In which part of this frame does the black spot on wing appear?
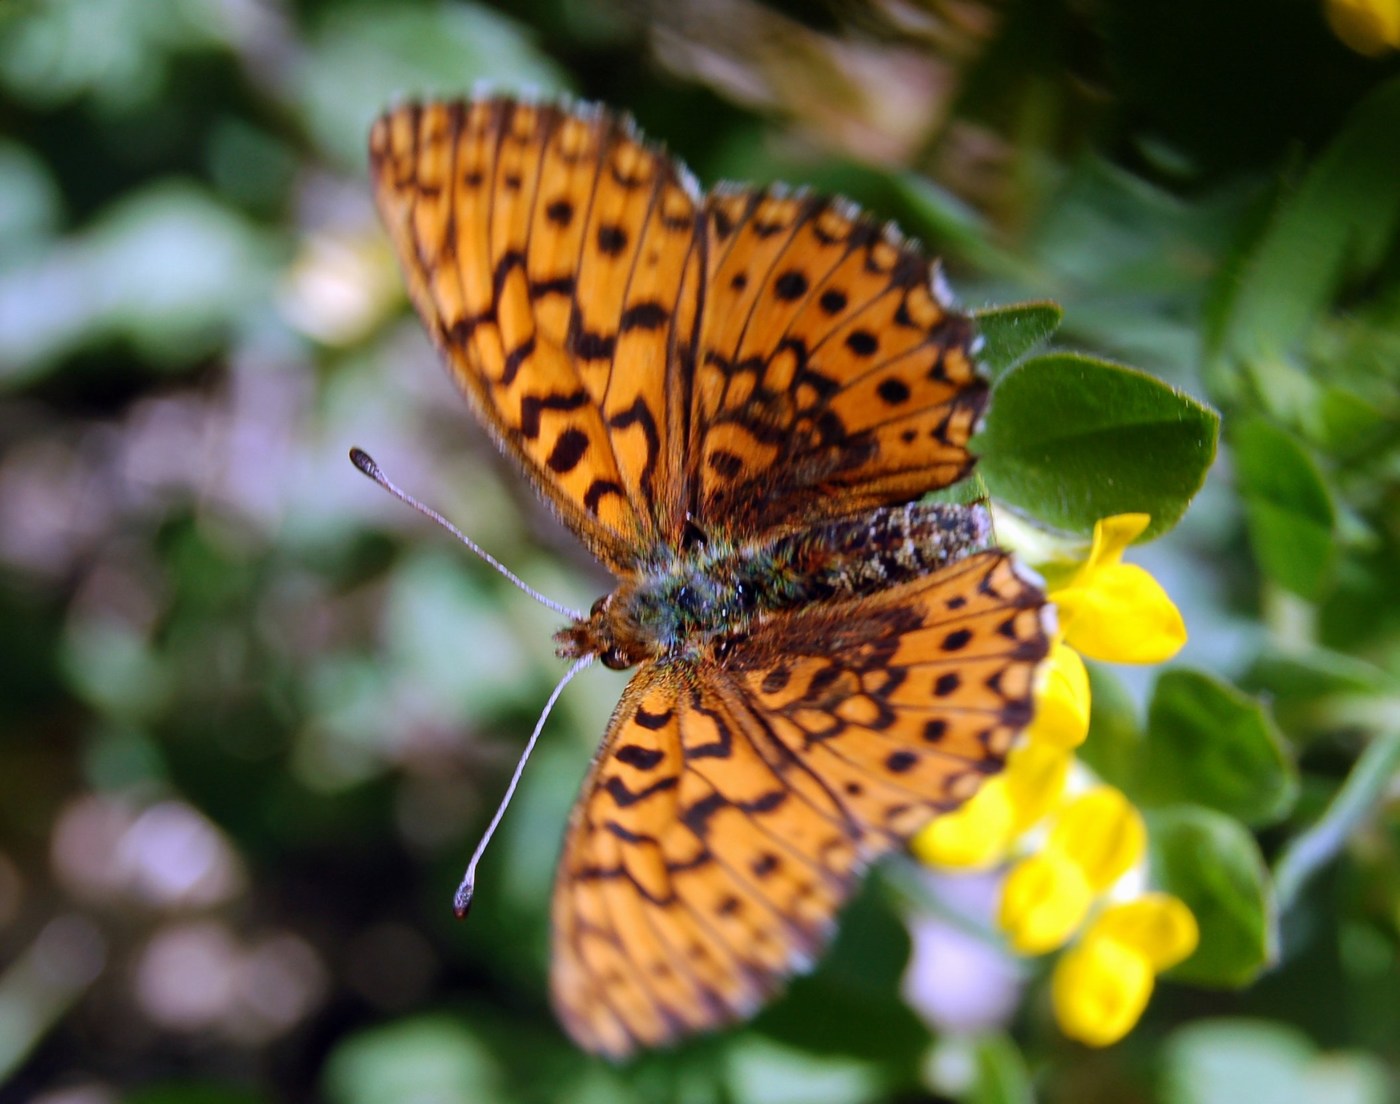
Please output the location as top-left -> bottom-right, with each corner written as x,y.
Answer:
584,479 -> 627,514
545,198 -> 574,226
846,330 -> 879,357
597,224 -> 628,255
933,673 -> 960,697
615,744 -> 666,770
619,301 -> 670,332
546,428 -> 590,474
519,390 -> 590,439
773,270 -> 808,300
633,704 -> 674,731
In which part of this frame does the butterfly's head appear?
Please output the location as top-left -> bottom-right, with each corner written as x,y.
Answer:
553,590 -> 649,671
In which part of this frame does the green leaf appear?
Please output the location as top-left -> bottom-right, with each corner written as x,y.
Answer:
1146,806 -> 1276,988
300,4 -> 568,167
976,353 -> 1219,538
1161,1021 -> 1317,1104
1245,646 -> 1395,705
322,1015 -> 501,1104
1273,730 -> 1400,914
0,139 -> 60,255
1162,1020 -> 1393,1104
973,301 -> 1064,378
892,172 -> 1038,284
60,621 -> 170,721
969,1034 -> 1035,1104
725,1037 -> 884,1104
1210,76 -> 1400,367
1243,646 -> 1398,741
1138,670 -> 1297,826
386,549 -> 533,719
1230,417 -> 1336,599
0,182 -> 277,382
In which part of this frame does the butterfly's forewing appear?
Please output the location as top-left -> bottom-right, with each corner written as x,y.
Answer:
550,551 -> 1048,1058
369,100 -> 703,570
692,189 -> 986,538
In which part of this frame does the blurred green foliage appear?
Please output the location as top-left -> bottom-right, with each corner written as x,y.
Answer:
0,1 -> 1398,1102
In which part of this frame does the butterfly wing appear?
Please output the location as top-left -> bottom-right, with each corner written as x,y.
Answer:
549,660 -> 860,1058
372,98 -> 990,555
373,96 -> 1046,1058
724,550 -> 1048,842
690,187 -> 986,539
550,550 -> 1048,1057
370,98 -> 704,571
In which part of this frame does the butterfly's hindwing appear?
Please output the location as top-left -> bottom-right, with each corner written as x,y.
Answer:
551,661 -> 865,1058
729,551 -> 1047,845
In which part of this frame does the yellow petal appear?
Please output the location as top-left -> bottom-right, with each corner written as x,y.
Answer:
1090,894 -> 1199,972
1051,934 -> 1154,1046
1087,514 -> 1152,570
1054,563 -> 1186,664
1003,741 -> 1072,832
1050,513 -> 1185,665
911,778 -> 1016,869
1049,787 -> 1145,891
1326,0 -> 1400,54
1025,641 -> 1090,749
998,851 -> 1092,954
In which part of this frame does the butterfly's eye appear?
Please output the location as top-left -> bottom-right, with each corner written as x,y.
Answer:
590,595 -> 610,619
600,647 -> 631,671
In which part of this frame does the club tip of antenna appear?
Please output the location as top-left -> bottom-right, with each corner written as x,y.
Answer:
349,447 -> 378,478
452,879 -> 474,921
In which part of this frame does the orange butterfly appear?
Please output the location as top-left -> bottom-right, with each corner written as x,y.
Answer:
368,96 -> 1049,1058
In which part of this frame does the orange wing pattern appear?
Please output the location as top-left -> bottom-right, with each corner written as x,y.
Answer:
550,551 -> 1047,1057
372,96 -> 1047,1061
371,98 -> 989,561
727,552 -> 1046,843
690,187 -> 987,537
369,99 -> 703,571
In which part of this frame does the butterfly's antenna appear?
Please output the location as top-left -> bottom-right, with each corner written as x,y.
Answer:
349,448 -> 585,621
453,652 -> 594,919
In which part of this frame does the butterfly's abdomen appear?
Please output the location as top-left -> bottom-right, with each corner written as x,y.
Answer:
769,500 -> 992,601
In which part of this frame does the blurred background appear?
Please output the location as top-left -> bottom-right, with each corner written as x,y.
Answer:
1,1 -> 1398,1101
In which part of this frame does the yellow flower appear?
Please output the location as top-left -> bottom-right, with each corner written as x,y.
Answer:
911,743 -> 1070,869
1018,514 -> 1184,750
1050,514 -> 1186,665
1003,742 -> 1073,832
1051,895 -> 1199,1046
909,515 -> 1196,1047
1325,0 -> 1400,54
998,785 -> 1144,954
910,776 -> 1016,869
1048,787 -> 1146,892
999,850 -> 1093,954
1052,930 -> 1155,1046
1024,641 -> 1090,749
1093,894 -> 1200,972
